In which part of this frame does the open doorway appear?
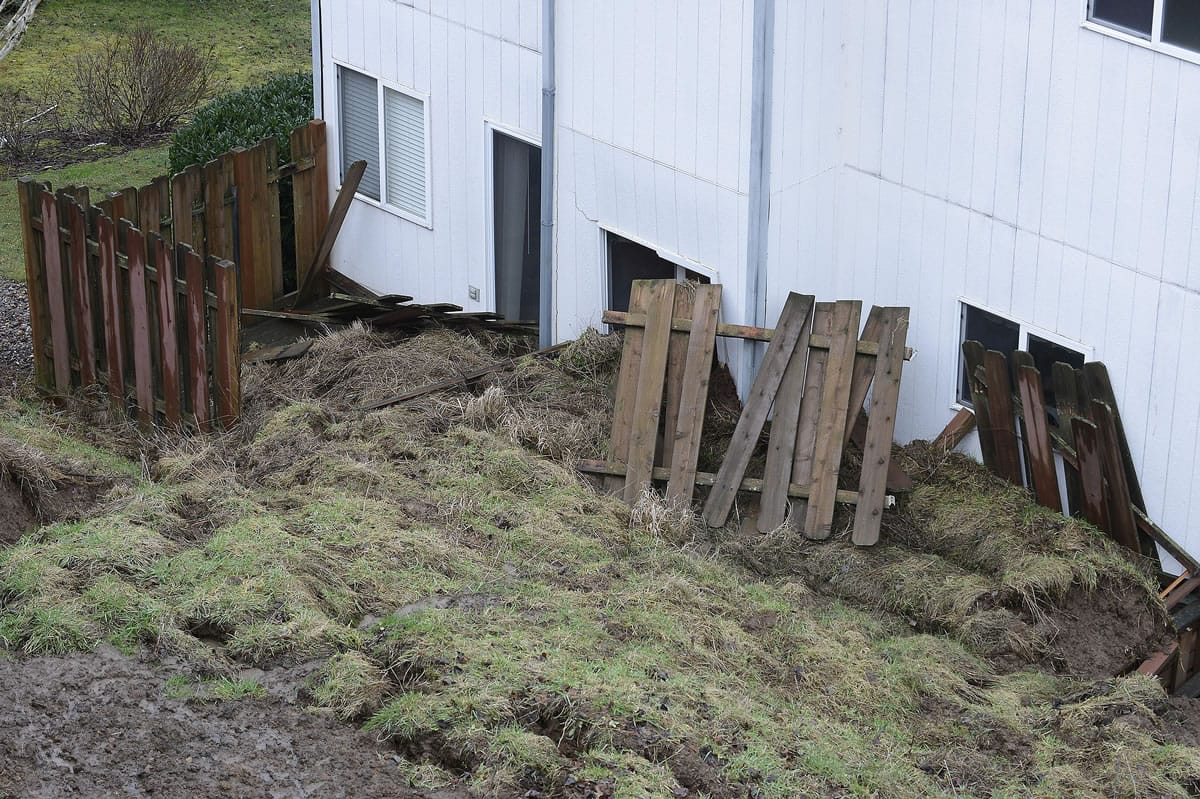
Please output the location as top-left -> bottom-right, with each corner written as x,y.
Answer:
492,130 -> 541,323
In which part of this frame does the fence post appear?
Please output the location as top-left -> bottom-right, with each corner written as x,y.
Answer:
66,200 -> 97,388
17,178 -> 53,391
39,190 -> 72,393
211,257 -> 241,427
153,234 -> 182,428
124,223 -> 154,430
181,244 -> 211,433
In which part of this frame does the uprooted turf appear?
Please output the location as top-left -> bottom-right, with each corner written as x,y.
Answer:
1,325 -> 1197,798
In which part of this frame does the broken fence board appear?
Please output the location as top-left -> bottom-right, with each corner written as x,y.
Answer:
1016,365 -> 1062,513
1090,399 -> 1141,555
1051,362 -> 1085,514
605,281 -> 653,495
66,200 -> 97,388
804,300 -> 862,540
789,303 -> 833,525
842,306 -> 885,448
758,303 -> 816,533
852,307 -> 908,546
1083,362 -> 1146,512
124,225 -> 155,430
1072,417 -> 1110,534
153,235 -> 182,428
659,284 -> 696,470
97,215 -> 126,409
18,179 -> 53,390
212,258 -> 241,427
39,191 -> 72,392
983,350 -> 1024,486
932,408 -> 976,451
182,246 -> 211,432
703,292 -> 816,527
623,281 -> 677,505
665,284 -> 722,506
295,159 -> 366,306
578,460 -> 862,505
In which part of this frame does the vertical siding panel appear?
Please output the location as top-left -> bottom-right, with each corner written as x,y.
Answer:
963,212 -> 992,303
654,163 -> 680,254
856,4 -> 888,176
572,5 -> 594,136
519,48 -> 540,133
803,0 -> 829,176
875,181 -> 904,304
852,173 -> 881,300
1062,35 -> 1102,252
520,0 -> 540,51
1163,68 -> 1200,290
694,4 -> 721,184
1164,292 -> 1200,555
816,1 -> 841,170
1087,39 -> 1128,262
838,0 -> 866,169
1135,58 -> 1179,280
632,156 -> 657,244
918,194 -> 949,414
879,0 -> 911,184
1112,48 -> 1154,269
993,0 -> 1031,225
969,0 -> 1005,216
591,0 -> 615,145
397,5 -> 416,86
675,173 -> 700,263
502,0 -> 520,44
594,144 -> 617,227
1015,0 -> 1055,232
1121,274 -> 1161,477
612,149 -> 637,236
923,0 -> 958,197
945,2 -> 981,208
633,0 -> 656,158
1039,2 -> 1079,242
901,0 -> 934,192
1057,246 -> 1088,338
1032,238 -> 1063,332
715,0 -> 744,191
986,221 -> 1016,312
612,0 -> 637,151
574,132 -> 598,222
652,0 -> 678,166
697,182 -> 720,272
674,0 -> 700,176
501,43 -> 522,128
1010,229 -> 1039,322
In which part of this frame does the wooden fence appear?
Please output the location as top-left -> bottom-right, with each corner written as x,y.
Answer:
17,120 -> 330,429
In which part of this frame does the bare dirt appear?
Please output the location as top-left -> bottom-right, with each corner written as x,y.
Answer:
0,473 -> 35,545
0,646 -> 470,799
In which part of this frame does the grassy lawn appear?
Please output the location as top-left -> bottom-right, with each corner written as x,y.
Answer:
0,0 -> 312,282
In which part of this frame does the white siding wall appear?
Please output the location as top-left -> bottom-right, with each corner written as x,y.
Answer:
769,0 -> 1200,563
551,0 -> 755,341
318,0 -> 542,308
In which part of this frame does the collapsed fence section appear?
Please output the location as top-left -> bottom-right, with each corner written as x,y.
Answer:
17,119 -> 331,429
18,183 -> 240,430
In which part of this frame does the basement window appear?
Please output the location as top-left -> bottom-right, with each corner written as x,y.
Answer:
957,303 -> 1088,409
1087,0 -> 1200,59
336,64 -> 431,226
606,232 -> 710,313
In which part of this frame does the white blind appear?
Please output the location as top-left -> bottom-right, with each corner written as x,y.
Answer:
384,87 -> 427,220
338,67 -> 381,201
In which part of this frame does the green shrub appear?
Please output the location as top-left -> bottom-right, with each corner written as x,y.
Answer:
168,73 -> 313,174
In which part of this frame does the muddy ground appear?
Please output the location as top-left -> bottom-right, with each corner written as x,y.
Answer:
0,646 -> 470,799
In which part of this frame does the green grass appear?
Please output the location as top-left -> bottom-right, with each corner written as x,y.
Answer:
0,0 -> 312,282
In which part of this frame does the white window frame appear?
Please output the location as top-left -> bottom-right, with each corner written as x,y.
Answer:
953,298 -> 1094,411
1082,0 -> 1200,66
333,60 -> 433,229
597,224 -> 719,315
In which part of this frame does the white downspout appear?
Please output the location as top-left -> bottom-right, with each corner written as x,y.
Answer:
310,0 -> 324,117
743,0 -> 775,388
538,0 -> 556,348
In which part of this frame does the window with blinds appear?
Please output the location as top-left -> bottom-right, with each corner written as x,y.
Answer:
336,66 -> 430,223
384,87 -> 427,220
337,66 -> 381,201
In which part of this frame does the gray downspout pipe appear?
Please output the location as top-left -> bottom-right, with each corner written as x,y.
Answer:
310,0 -> 324,117
743,0 -> 775,387
538,0 -> 556,349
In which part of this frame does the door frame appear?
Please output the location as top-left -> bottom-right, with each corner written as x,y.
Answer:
483,120 -> 541,315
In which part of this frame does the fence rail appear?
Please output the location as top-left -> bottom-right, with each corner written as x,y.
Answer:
17,120 -> 330,430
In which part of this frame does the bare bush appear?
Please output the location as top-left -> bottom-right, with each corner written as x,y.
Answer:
0,86 -> 59,166
73,27 -> 217,142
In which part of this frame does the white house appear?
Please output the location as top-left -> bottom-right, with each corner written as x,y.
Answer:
310,0 -> 1200,569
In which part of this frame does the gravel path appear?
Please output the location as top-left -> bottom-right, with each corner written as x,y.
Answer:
0,277 -> 33,389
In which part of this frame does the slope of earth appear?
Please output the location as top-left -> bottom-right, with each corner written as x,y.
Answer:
0,324 -> 1198,798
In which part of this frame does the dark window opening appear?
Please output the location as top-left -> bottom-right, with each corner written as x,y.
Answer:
606,233 -> 709,313
1090,0 -> 1154,37
958,304 -> 1020,405
1027,334 -> 1087,411
1163,0 -> 1200,51
493,132 -> 541,323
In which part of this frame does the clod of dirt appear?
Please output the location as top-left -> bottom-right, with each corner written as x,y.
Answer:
0,646 -> 469,799
0,437 -> 113,545
0,473 -> 36,546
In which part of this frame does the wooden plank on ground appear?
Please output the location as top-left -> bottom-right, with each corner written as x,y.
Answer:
1083,362 -> 1146,511
212,258 -> 241,427
1134,508 -> 1200,576
659,283 -> 696,469
153,235 -> 182,427
66,200 -> 97,388
961,341 -> 996,470
1072,417 -> 1110,533
1016,364 -> 1062,512
803,300 -> 863,540
983,350 -> 1024,485
124,225 -> 154,429
932,408 -> 976,451
17,180 -> 53,390
757,304 -> 816,532
294,159 -> 366,306
1091,399 -> 1141,554
96,215 -> 126,409
182,245 -> 211,432
789,303 -> 834,525
703,292 -> 816,527
604,281 -> 653,494
852,307 -> 908,546
623,280 -> 677,505
39,191 -> 72,392
665,284 -> 722,506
